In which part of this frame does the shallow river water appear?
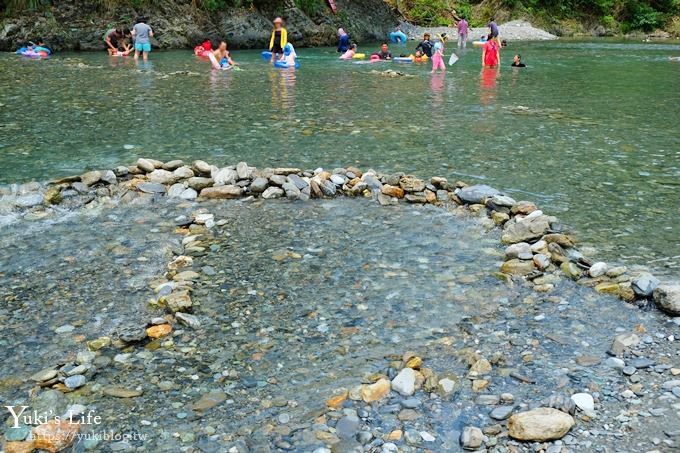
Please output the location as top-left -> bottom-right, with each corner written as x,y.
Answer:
0,197 -> 678,452
1,40 -> 679,273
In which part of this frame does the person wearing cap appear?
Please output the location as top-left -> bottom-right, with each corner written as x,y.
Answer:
415,33 -> 434,58
269,17 -> 288,63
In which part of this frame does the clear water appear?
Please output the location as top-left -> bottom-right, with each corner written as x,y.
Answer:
2,198 -> 674,451
1,40 -> 679,271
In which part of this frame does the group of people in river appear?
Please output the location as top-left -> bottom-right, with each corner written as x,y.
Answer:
104,16 -> 154,60
335,16 -> 525,73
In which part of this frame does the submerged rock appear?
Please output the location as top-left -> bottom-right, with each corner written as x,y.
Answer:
460,426 -> 484,450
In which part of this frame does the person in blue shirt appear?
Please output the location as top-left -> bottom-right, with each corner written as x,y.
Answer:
488,18 -> 499,38
337,28 -> 350,53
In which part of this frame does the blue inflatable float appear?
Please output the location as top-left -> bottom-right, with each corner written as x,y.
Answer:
389,31 -> 407,44
393,57 -> 413,63
16,46 -> 52,58
266,44 -> 300,69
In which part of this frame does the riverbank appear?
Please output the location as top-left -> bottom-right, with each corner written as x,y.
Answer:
1,157 -> 679,452
401,20 -> 558,42
0,0 -> 400,52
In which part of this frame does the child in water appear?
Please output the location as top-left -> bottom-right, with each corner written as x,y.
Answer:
283,43 -> 297,67
340,43 -> 357,60
269,17 -> 287,63
431,41 -> 445,73
213,41 -> 236,67
410,49 -> 428,63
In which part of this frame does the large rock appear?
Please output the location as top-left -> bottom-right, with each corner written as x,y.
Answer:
261,186 -> 284,199
147,169 -> 177,185
501,212 -> 551,244
360,378 -> 390,402
80,170 -> 102,186
199,185 -> 242,199
653,284 -> 680,315
501,259 -> 535,276
250,177 -> 269,193
136,158 -> 155,173
632,272 -> 659,298
457,185 -> 499,204
391,368 -> 416,396
187,177 -> 214,191
460,426 -> 484,450
33,419 -> 80,452
399,176 -> 425,193
163,291 -> 192,312
508,407 -> 574,441
212,168 -> 237,186
382,184 -> 405,198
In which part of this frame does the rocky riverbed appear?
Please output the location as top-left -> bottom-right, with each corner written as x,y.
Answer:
0,158 -> 678,452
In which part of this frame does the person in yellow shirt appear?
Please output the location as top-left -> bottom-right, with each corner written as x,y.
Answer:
269,17 -> 288,63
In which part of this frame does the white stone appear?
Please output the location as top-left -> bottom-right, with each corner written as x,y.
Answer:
212,168 -> 237,186
571,393 -> 595,414
391,368 -> 416,396
589,262 -> 608,278
419,431 -> 436,442
439,377 -> 456,394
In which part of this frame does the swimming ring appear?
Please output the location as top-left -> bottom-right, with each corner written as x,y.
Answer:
369,54 -> 382,62
389,31 -> 407,44
352,53 -> 366,60
16,46 -> 50,58
393,57 -> 413,63
274,60 -> 300,69
262,51 -> 273,60
194,45 -> 211,57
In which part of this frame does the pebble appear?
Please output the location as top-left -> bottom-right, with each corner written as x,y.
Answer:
604,357 -> 626,370
623,366 -> 637,376
64,374 -> 87,389
54,324 -> 75,334
490,405 -> 515,420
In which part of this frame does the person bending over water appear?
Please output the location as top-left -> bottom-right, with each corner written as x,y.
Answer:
511,54 -> 526,67
376,43 -> 392,60
269,17 -> 287,63
482,35 -> 500,68
104,28 -> 123,55
337,28 -> 350,53
340,43 -> 357,60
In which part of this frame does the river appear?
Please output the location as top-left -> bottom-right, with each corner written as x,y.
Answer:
1,40 -> 679,272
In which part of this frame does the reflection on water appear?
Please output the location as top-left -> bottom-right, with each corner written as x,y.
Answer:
0,41 -> 679,272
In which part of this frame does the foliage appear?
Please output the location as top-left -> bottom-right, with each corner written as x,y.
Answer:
294,0 -> 325,17
2,0 -> 679,32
